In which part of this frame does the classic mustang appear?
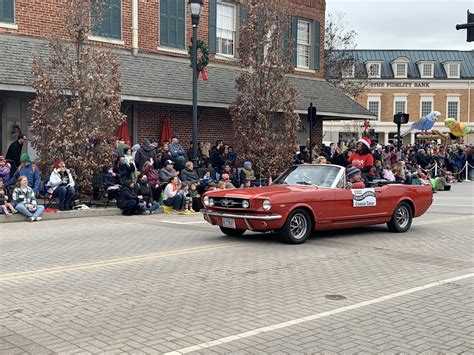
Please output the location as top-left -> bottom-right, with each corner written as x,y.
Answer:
201,164 -> 433,244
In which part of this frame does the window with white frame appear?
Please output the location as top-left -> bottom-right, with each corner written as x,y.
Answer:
297,20 -> 311,69
368,100 -> 380,120
216,2 -> 236,56
449,63 -> 460,78
342,64 -> 355,78
394,95 -> 407,114
395,63 -> 407,78
367,63 -> 381,78
420,100 -> 433,117
422,63 -> 433,78
447,100 -> 459,120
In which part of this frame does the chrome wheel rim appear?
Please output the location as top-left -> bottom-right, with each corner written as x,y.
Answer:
289,213 -> 307,240
395,206 -> 410,229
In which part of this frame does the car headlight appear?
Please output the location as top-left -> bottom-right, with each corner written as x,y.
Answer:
262,199 -> 271,211
242,200 -> 250,208
209,198 -> 215,207
203,196 -> 209,206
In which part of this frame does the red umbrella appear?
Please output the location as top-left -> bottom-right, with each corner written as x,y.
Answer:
116,121 -> 131,147
161,117 -> 172,144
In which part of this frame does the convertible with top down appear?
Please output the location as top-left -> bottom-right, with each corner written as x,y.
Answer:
201,164 -> 433,244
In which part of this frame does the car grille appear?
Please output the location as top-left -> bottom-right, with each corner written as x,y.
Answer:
212,197 -> 247,209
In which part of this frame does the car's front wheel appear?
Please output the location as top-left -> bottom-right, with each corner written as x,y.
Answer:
219,226 -> 246,237
279,208 -> 312,244
387,202 -> 413,233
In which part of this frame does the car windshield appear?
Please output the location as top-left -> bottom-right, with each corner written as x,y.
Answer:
273,165 -> 342,188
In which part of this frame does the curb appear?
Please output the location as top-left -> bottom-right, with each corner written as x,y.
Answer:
0,208 -> 122,223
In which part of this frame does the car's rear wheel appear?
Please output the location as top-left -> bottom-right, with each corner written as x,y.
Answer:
219,226 -> 246,237
279,209 -> 312,244
387,202 -> 413,233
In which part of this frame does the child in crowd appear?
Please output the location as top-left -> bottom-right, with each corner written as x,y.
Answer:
206,182 -> 217,191
190,182 -> 202,211
0,179 -> 17,216
383,165 -> 395,181
217,181 -> 226,190
0,156 -> 11,183
178,182 -> 194,213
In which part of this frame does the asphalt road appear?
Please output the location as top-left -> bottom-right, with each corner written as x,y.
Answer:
0,182 -> 473,354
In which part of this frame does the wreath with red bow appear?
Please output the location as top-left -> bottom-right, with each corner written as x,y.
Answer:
188,40 -> 210,81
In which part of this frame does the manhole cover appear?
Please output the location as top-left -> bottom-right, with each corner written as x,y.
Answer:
325,294 -> 347,301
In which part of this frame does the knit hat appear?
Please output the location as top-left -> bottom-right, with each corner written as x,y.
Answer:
243,161 -> 252,169
346,166 -> 361,179
20,153 -> 31,163
222,173 -> 230,181
54,159 -> 62,169
358,137 -> 371,149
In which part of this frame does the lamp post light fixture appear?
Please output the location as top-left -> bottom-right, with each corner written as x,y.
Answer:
189,0 -> 203,169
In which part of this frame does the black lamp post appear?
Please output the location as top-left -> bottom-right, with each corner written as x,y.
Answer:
189,0 -> 203,168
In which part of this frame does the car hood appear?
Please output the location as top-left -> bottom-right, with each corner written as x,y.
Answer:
204,184 -> 319,200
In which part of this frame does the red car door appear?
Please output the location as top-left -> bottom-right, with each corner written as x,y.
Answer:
333,186 -> 385,225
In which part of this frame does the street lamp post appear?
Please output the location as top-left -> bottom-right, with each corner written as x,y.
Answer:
189,0 -> 203,169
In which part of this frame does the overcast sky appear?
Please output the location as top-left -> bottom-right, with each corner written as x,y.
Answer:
326,0 -> 473,50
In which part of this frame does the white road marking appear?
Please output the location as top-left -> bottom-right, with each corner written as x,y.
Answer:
165,272 -> 474,354
159,220 -> 208,225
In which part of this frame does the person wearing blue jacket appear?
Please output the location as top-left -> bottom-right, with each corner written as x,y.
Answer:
5,153 -> 41,194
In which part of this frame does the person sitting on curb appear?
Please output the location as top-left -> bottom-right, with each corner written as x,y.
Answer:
180,161 -> 200,184
5,153 -> 41,195
12,175 -> 45,222
345,166 -> 366,189
135,174 -> 161,214
163,176 -> 184,213
159,160 -> 178,184
0,155 -> 12,183
0,179 -> 17,216
141,159 -> 161,201
104,165 -> 121,200
47,160 -> 76,211
117,180 -> 144,216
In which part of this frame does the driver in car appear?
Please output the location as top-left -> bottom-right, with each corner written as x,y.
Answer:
346,166 -> 365,189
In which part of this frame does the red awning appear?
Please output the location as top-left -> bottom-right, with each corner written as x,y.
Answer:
116,121 -> 131,147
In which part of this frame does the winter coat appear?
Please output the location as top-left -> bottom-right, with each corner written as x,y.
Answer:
47,168 -> 75,193
115,162 -> 135,183
12,186 -> 37,206
141,164 -> 160,187
6,164 -> 41,193
135,182 -> 153,204
5,140 -> 23,170
135,140 -> 158,170
104,172 -> 121,189
240,168 -> 256,182
0,162 -> 11,183
169,143 -> 186,158
117,185 -> 138,209
159,168 -> 176,184
180,168 -> 200,183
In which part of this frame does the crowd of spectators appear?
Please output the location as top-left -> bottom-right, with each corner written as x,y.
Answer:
294,137 -> 474,191
1,131 -> 473,221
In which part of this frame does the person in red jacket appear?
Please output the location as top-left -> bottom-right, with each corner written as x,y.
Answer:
348,137 -> 374,182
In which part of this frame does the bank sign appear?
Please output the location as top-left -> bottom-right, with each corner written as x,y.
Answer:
370,82 -> 430,88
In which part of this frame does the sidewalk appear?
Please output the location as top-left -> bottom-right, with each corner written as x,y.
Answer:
0,207 -> 122,223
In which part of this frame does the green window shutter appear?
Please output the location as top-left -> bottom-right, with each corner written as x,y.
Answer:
0,0 -> 14,23
161,0 -> 185,49
312,20 -> 321,70
291,17 -> 298,66
160,0 -> 169,46
110,0 -> 121,39
208,0 -> 217,53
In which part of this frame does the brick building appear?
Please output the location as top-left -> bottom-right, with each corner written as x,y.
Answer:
324,50 -> 474,145
0,0 -> 373,158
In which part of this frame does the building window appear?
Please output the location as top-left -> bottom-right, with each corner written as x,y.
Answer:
216,2 -> 236,56
297,20 -> 311,69
447,100 -> 459,120
160,0 -> 186,49
395,63 -> 407,78
342,64 -> 355,78
420,100 -> 433,116
367,63 -> 381,78
449,63 -> 460,78
368,101 -> 380,120
395,101 -> 406,114
0,0 -> 14,24
91,0 -> 122,40
422,63 -> 433,78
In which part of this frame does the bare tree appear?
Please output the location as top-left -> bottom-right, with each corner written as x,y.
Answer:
31,0 -> 125,193
324,12 -> 371,99
229,0 -> 300,178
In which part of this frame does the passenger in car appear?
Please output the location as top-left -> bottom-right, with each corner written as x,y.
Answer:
346,167 -> 365,189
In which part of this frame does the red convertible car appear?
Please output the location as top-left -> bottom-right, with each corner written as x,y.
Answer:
202,164 -> 433,244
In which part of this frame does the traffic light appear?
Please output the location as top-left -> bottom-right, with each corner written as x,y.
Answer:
456,10 -> 474,42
